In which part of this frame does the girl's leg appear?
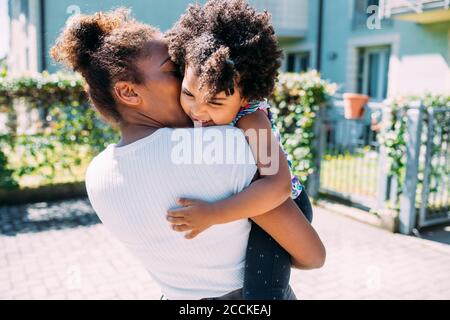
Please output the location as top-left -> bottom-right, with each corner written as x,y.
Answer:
243,191 -> 313,300
294,190 -> 313,223
243,221 -> 292,300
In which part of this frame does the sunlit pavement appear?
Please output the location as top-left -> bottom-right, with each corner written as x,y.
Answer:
1,199 -> 449,300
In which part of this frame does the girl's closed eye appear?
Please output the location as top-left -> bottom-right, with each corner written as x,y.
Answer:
182,89 -> 222,107
182,89 -> 194,98
208,100 -> 223,107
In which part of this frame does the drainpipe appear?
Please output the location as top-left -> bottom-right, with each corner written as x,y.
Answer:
316,0 -> 324,72
40,0 -> 46,71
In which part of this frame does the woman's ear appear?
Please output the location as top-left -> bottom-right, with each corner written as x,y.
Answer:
114,81 -> 142,106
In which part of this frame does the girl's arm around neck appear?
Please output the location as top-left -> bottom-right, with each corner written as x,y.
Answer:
210,109 -> 293,224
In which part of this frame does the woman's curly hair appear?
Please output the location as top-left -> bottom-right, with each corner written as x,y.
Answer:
51,8 -> 159,123
166,0 -> 282,101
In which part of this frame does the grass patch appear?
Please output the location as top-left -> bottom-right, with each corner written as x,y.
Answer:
320,151 -> 379,198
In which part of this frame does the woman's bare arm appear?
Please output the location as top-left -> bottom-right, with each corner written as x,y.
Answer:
251,198 -> 326,269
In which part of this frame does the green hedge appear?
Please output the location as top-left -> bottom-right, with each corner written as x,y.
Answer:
0,72 -> 119,189
270,71 -> 337,185
0,71 -> 336,191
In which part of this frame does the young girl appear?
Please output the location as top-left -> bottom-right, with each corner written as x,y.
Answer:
166,0 -> 319,300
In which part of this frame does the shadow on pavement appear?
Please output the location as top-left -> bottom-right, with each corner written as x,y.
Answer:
0,198 -> 100,237
416,224 -> 450,245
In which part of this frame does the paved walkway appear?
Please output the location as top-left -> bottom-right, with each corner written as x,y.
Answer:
1,199 -> 449,300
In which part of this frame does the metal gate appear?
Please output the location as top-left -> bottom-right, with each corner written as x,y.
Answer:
417,107 -> 450,228
317,101 -> 449,232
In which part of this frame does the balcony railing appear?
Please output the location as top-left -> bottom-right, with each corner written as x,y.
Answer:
381,0 -> 450,17
249,0 -> 308,39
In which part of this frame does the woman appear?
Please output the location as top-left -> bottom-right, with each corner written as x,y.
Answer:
51,8 -> 325,300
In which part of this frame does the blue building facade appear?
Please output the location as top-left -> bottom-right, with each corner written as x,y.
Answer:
7,0 -> 450,98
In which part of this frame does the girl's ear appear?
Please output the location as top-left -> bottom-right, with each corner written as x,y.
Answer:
114,81 -> 142,107
240,97 -> 249,107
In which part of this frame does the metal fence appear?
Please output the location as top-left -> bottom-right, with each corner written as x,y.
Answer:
314,100 -> 450,233
317,101 -> 383,210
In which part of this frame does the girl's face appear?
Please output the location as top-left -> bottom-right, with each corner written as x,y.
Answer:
180,66 -> 248,127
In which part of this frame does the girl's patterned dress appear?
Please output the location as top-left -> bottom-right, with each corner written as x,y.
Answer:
231,100 -> 303,199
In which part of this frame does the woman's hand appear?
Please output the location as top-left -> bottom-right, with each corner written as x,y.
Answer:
167,198 -> 221,239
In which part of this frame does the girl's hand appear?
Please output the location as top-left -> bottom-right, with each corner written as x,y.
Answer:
166,198 -> 220,239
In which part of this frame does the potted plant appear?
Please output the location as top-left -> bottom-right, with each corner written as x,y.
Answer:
343,93 -> 369,119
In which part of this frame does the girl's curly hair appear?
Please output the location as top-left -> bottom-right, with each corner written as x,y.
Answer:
51,8 -> 159,123
166,0 -> 282,101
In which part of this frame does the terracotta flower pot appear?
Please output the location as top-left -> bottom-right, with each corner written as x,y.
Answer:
343,93 -> 369,119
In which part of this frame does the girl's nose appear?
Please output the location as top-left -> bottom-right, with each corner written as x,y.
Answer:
191,102 -> 207,116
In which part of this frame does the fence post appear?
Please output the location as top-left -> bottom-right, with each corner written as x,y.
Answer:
308,105 -> 326,198
376,105 -> 392,210
399,102 -> 423,234
419,108 -> 434,227
389,176 -> 399,209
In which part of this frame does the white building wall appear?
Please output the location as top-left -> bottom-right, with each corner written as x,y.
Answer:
7,0 -> 42,76
396,53 -> 450,96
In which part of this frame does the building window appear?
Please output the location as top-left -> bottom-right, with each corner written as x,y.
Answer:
20,0 -> 29,19
286,52 -> 310,73
357,46 -> 390,101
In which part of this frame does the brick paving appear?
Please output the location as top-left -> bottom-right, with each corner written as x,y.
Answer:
0,198 -> 449,300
